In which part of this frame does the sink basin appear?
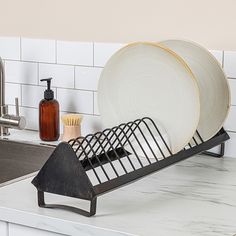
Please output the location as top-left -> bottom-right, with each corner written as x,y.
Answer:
0,139 -> 55,186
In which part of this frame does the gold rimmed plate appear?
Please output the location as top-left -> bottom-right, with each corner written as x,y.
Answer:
98,42 -> 200,154
160,39 -> 230,142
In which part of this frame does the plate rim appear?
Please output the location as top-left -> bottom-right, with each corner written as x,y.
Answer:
159,38 -> 231,141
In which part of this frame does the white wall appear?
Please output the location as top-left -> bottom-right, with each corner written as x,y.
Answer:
0,0 -> 235,50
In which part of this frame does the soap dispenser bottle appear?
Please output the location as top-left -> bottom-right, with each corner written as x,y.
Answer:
39,78 -> 60,141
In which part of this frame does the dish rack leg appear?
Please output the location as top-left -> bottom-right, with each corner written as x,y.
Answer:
37,190 -> 97,217
201,142 -> 225,158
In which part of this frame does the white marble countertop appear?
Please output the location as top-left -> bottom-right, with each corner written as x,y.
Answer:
0,129 -> 236,236
0,129 -> 60,146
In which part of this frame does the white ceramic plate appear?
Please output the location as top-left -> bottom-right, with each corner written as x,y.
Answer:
160,39 -> 231,141
98,42 -> 200,154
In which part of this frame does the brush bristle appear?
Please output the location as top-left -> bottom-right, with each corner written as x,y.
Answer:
61,114 -> 83,126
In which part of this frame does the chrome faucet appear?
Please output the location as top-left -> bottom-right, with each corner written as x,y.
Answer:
0,57 -> 26,136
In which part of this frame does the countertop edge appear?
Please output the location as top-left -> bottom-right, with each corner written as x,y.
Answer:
0,205 -> 136,236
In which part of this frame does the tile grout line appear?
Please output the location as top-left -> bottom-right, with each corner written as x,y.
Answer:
92,91 -> 95,115
73,65 -> 76,89
7,103 -> 98,117
5,81 -> 98,92
222,50 -> 225,68
37,62 -> 40,85
93,42 -> 95,67
7,103 -> 97,116
19,37 -> 22,60
3,58 -> 104,69
7,222 -> 9,236
20,84 -> 23,106
55,40 -> 57,63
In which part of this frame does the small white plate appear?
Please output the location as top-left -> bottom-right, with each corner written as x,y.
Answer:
98,42 -> 200,154
160,39 -> 231,141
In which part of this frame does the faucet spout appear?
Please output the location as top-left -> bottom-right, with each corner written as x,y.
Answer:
0,57 -> 26,136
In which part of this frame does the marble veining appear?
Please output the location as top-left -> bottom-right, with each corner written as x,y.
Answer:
0,154 -> 236,235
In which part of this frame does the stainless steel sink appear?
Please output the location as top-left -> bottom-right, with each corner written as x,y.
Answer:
0,139 -> 55,186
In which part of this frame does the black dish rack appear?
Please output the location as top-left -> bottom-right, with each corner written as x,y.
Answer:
32,117 -> 230,217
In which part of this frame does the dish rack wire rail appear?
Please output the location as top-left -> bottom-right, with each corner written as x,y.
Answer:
32,117 -> 230,217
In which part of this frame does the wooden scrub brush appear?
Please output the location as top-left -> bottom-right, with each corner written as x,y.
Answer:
61,114 -> 83,142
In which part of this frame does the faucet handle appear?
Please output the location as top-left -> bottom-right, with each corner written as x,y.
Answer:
15,97 -> 19,116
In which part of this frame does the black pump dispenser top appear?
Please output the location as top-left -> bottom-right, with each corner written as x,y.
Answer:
40,78 -> 54,100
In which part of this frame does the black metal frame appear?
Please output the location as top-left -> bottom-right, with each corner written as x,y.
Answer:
201,143 -> 225,158
32,117 -> 230,217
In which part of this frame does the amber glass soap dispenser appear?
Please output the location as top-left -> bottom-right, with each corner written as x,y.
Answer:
39,78 -> 60,141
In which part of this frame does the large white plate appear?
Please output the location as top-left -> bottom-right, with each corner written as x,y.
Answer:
160,39 -> 231,141
98,42 -> 200,154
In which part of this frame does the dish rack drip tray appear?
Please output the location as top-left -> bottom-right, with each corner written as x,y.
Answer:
32,117 -> 230,217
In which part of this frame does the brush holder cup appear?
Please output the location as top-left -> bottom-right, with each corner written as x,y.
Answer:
62,125 -> 81,142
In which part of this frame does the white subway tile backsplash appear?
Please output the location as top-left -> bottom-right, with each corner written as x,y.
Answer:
57,88 -> 93,114
5,83 -> 21,106
209,50 -> 223,66
22,85 -> 45,108
2,36 -> 236,158
5,61 -> 38,85
93,92 -> 99,115
7,105 -> 14,114
75,66 -> 102,91
57,41 -> 93,66
223,51 -> 236,78
21,38 -> 56,63
7,105 -> 19,116
82,114 -> 102,135
228,79 -> 236,105
39,63 -> 74,88
225,132 -> 236,158
94,42 -> 124,67
21,107 -> 39,130
225,106 -> 236,132
0,37 -> 20,60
